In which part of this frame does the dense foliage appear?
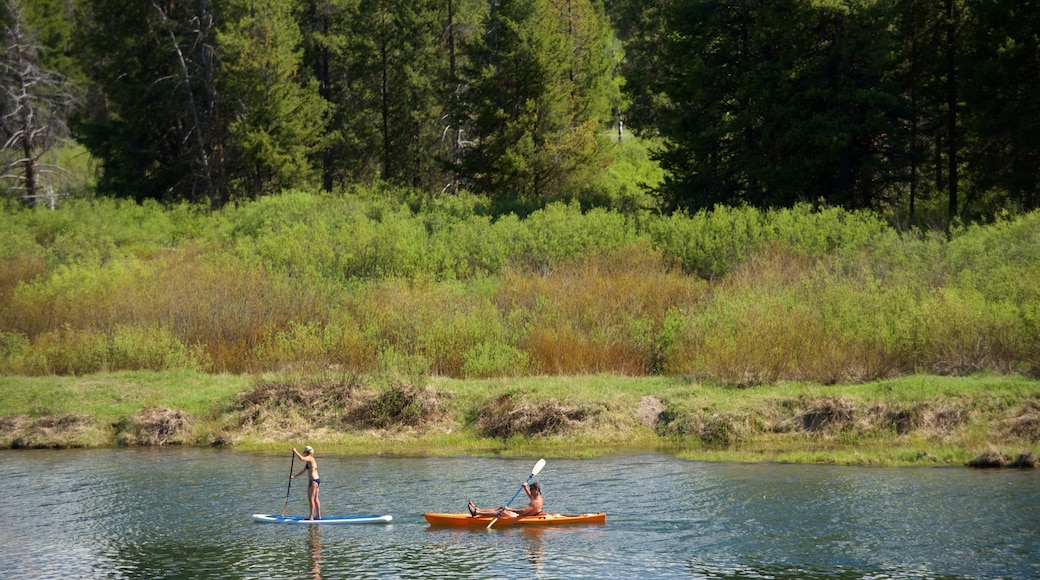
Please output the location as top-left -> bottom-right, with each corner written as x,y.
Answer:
609,0 -> 1040,222
2,191 -> 1038,383
3,0 -> 621,209
3,0 -> 1039,224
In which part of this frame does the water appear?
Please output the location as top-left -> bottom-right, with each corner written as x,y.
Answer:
1,449 -> 1036,579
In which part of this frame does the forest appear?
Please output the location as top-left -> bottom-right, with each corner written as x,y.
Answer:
3,0 -> 1040,225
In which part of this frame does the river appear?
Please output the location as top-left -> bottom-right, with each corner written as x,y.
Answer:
0,449 -> 1036,579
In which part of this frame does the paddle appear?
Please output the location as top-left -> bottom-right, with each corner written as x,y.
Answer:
487,458 -> 546,529
281,451 -> 295,516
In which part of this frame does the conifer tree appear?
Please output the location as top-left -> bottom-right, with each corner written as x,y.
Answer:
218,0 -> 329,199
345,0 -> 445,189
457,0 -> 613,203
295,0 -> 359,190
74,0 -> 223,204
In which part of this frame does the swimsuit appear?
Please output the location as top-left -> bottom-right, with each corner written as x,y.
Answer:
312,478 -> 321,485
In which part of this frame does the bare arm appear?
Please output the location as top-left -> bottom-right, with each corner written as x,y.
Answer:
515,482 -> 542,516
521,482 -> 533,499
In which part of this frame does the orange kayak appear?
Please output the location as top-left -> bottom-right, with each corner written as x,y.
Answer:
423,512 -> 606,528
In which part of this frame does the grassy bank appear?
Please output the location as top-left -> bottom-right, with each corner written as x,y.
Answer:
1,371 -> 1037,467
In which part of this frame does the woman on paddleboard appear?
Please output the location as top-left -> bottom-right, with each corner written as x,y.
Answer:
291,446 -> 322,520
468,481 -> 543,517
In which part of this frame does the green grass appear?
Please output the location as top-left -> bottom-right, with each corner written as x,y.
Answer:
0,370 -> 248,424
1,371 -> 1037,465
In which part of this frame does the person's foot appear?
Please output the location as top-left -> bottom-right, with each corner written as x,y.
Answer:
468,501 -> 477,517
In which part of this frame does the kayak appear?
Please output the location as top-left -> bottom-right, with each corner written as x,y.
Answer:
252,514 -> 393,524
423,512 -> 606,528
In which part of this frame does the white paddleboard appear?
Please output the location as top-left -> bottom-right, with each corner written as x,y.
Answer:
252,514 -> 393,524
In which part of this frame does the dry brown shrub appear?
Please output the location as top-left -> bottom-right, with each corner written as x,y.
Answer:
2,414 -> 98,448
502,243 -> 705,376
118,407 -> 191,446
350,384 -> 444,429
234,373 -> 365,427
801,397 -> 855,433
1007,403 -> 1040,442
0,253 -> 47,309
524,326 -> 648,375
967,451 -> 1013,468
476,393 -> 593,438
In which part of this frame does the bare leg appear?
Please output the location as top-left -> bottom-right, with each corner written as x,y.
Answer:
469,501 -> 516,517
307,482 -> 321,520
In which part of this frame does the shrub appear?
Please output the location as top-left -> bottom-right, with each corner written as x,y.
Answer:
353,384 -> 442,429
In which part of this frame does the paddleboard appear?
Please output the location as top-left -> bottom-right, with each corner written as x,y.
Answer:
252,514 -> 393,524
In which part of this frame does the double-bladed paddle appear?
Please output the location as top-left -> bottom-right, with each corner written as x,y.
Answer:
487,458 -> 546,529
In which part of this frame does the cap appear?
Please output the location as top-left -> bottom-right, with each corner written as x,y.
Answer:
303,446 -> 313,454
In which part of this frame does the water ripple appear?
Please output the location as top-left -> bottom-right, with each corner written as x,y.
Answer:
1,451 -> 1037,579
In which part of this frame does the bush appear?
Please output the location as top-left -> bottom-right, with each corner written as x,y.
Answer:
2,191 -> 1040,383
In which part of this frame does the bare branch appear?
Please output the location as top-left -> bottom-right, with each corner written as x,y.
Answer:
0,0 -> 79,205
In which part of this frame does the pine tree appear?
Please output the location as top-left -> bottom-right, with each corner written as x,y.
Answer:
347,0 -> 446,189
296,0 -> 358,190
73,0 -> 223,204
457,0 -> 613,204
650,0 -> 902,212
218,0 -> 329,199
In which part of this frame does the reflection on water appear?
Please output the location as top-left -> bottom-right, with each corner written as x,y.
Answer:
522,527 -> 546,569
309,526 -> 322,580
0,449 -> 1037,579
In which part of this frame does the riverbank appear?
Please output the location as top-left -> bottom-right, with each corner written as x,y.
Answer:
1,371 -> 1038,467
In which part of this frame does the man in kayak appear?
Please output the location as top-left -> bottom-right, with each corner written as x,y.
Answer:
291,446 -> 322,520
468,481 -> 543,517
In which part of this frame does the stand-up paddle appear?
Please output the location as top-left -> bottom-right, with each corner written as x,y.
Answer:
487,458 -> 546,529
280,451 -> 295,516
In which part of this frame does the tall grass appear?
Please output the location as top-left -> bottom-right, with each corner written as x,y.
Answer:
2,189 -> 1039,383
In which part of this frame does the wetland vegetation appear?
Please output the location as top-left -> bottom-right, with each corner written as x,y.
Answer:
2,193 -> 1039,466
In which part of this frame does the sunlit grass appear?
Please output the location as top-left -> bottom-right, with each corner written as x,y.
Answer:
2,371 -> 1037,465
0,370 -> 248,423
